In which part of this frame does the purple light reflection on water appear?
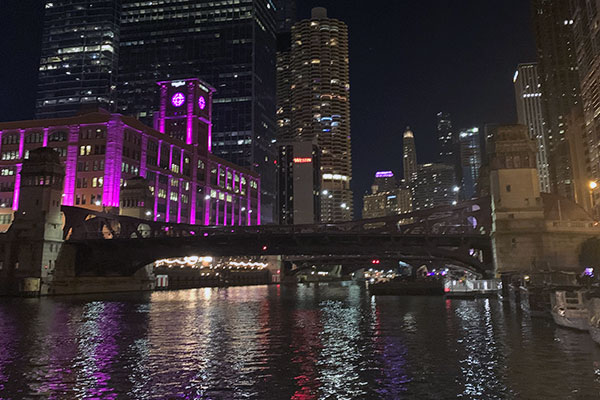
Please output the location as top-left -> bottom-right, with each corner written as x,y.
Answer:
81,302 -> 122,400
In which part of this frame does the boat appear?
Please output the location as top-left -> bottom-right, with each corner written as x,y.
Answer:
550,289 -> 589,331
519,285 -> 552,318
588,298 -> 600,344
444,279 -> 500,299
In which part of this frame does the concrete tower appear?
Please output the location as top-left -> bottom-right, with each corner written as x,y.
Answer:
514,63 -> 551,193
403,127 -> 417,184
289,7 -> 353,222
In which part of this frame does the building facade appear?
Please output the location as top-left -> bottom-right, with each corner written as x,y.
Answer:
458,127 -> 483,199
277,141 -> 320,225
36,0 -> 121,118
118,0 -> 277,223
362,171 -> 412,219
531,0 -> 583,199
412,163 -> 457,210
403,127 -> 418,184
514,63 -> 552,193
0,78 -> 260,231
572,0 -> 600,208
285,7 -> 353,222
437,112 -> 455,165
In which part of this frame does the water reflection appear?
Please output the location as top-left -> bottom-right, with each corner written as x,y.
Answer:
0,285 -> 599,399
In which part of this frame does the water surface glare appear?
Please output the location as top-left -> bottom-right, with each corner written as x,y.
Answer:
0,284 -> 599,399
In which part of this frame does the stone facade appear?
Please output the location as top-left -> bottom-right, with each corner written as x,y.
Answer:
490,125 -> 600,275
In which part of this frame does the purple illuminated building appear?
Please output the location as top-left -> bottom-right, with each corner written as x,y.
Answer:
0,78 -> 260,230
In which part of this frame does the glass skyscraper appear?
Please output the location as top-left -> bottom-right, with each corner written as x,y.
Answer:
458,127 -> 483,199
36,0 -> 121,119
531,0 -> 582,200
118,0 -> 278,223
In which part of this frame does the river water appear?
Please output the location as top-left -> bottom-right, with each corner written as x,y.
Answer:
0,283 -> 599,399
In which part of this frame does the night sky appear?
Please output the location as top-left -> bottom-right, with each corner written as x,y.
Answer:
1,1 -> 536,216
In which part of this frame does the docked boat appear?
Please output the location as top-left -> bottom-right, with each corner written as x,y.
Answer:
588,297 -> 600,345
550,289 -> 589,331
444,279 -> 500,299
519,285 -> 552,318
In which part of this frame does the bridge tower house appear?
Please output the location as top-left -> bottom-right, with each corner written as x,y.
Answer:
490,125 -> 600,276
490,125 -> 544,275
0,148 -> 65,295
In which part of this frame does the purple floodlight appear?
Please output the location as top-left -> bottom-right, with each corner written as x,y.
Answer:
171,92 -> 185,107
375,171 -> 394,178
198,96 -> 206,110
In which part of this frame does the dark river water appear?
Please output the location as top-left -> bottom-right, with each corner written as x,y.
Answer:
0,283 -> 599,399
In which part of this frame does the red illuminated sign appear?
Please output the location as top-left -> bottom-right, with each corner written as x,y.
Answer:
293,157 -> 313,164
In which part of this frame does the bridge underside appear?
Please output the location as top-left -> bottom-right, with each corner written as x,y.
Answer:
68,232 -> 493,277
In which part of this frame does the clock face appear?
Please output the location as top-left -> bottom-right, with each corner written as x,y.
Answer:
198,96 -> 206,110
171,92 -> 185,107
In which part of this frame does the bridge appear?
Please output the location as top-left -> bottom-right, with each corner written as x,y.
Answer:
60,197 -> 494,277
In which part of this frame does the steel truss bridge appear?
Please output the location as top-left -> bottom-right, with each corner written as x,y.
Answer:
60,197 -> 494,277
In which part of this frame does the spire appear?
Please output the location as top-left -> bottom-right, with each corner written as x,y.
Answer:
404,126 -> 414,139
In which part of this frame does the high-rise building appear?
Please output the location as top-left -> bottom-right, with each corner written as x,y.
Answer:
287,7 -> 353,222
403,127 -> 418,184
458,127 -> 483,199
572,0 -> 600,208
437,112 -> 455,165
513,63 -> 551,193
0,78 -> 261,231
362,171 -> 412,219
275,0 -> 297,33
531,0 -> 582,199
412,164 -> 457,210
36,0 -> 121,119
371,171 -> 398,193
118,0 -> 277,223
277,141 -> 320,225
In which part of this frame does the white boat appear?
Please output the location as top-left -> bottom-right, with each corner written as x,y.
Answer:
588,297 -> 600,345
550,289 -> 589,331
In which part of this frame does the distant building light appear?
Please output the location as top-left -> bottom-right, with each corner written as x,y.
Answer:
375,171 -> 394,178
293,157 -> 312,164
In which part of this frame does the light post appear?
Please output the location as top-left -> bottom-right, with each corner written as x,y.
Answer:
589,181 -> 598,217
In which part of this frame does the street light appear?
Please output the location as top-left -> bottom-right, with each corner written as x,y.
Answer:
590,181 -> 598,216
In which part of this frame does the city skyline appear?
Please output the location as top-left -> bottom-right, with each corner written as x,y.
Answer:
2,0 -> 536,216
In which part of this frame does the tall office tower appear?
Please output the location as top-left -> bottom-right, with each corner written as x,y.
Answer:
288,8 -> 353,222
36,0 -> 121,119
531,0 -> 582,200
372,171 -> 398,193
437,112 -> 454,165
403,127 -> 418,184
412,164 -> 457,210
514,63 -> 552,193
363,171 -> 412,219
572,1 -> 600,199
275,0 -> 297,33
458,127 -> 483,199
118,0 -> 277,223
277,141 -> 320,225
